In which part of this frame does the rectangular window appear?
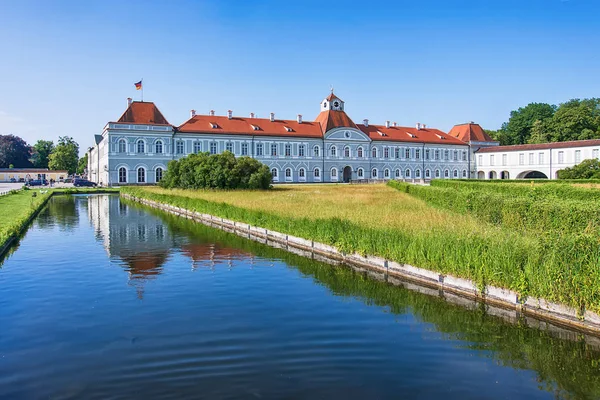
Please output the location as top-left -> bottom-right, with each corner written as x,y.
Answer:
453,150 -> 458,161
478,155 -> 483,165
558,151 -> 564,164
176,141 -> 184,155
226,142 -> 233,153
529,152 -> 534,165
194,142 -> 201,153
519,153 -> 524,165
435,150 -> 440,160
384,147 -> 390,158
405,148 -> 410,159
425,149 -> 430,160
575,150 -> 581,163
285,144 -> 291,157
462,151 -> 467,161
210,142 -> 217,155
593,149 -> 599,159
241,143 -> 248,156
299,145 -> 305,157
502,154 -> 507,166
415,149 -> 420,160
490,155 -> 495,166
444,150 -> 449,160
256,143 -> 263,156
539,152 -> 544,164
271,144 -> 277,156
395,148 -> 400,159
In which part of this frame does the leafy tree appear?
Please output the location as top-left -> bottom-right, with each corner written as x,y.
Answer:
30,140 -> 54,168
527,119 -> 551,144
0,134 -> 32,168
160,151 -> 271,190
557,159 -> 600,179
48,136 -> 79,174
502,103 -> 556,145
548,98 -> 600,142
77,153 -> 88,175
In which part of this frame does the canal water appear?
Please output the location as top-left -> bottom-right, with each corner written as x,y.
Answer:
1,194 -> 599,399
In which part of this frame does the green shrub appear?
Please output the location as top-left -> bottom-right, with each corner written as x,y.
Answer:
159,151 -> 272,190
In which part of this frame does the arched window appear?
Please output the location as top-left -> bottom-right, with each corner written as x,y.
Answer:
444,169 -> 450,178
453,169 -> 458,178
176,141 -> 184,155
372,147 -> 378,158
299,168 -> 306,179
285,168 -> 292,179
156,167 -> 163,182
155,140 -> 163,154
415,169 -> 421,178
425,169 -> 431,178
330,146 -> 337,157
462,169 -> 467,178
137,167 -> 146,183
136,140 -> 145,154
271,168 -> 278,179
435,169 -> 441,178
372,168 -> 378,178
331,168 -> 338,178
118,139 -> 127,153
384,168 -> 390,178
358,168 -> 364,178
357,147 -> 363,158
395,169 -> 401,178
313,145 -> 320,157
405,169 -> 411,178
344,146 -> 350,158
314,168 -> 321,178
118,167 -> 127,183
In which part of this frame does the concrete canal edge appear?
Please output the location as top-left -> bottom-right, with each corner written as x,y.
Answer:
122,192 -> 600,336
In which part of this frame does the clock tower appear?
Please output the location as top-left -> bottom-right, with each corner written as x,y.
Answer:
321,91 -> 345,112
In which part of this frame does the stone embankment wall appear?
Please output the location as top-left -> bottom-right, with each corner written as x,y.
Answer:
121,193 -> 600,336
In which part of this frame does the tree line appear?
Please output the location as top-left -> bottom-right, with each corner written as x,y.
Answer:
485,98 -> 600,146
0,134 -> 87,175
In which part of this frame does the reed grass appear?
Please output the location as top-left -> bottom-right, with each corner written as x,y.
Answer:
122,184 -> 600,313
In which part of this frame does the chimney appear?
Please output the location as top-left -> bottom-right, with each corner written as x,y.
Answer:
190,109 -> 196,118
127,97 -> 133,107
270,112 -> 275,122
250,112 -> 255,118
422,124 -> 427,129
227,110 -> 233,120
393,122 -> 397,127
363,119 -> 369,127
209,110 -> 215,117
297,114 -> 302,124
385,120 -> 390,129
416,123 -> 421,130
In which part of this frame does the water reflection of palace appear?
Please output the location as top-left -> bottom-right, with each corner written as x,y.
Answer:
87,195 -> 255,297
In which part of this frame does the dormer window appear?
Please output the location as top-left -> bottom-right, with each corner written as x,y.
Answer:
210,123 -> 218,129
435,134 -> 446,140
284,126 -> 293,132
251,124 -> 260,131
406,132 -> 417,138
377,131 -> 386,136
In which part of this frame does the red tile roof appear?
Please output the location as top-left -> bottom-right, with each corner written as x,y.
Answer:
448,123 -> 495,143
115,101 -> 171,125
477,139 -> 600,153
314,109 -> 358,132
358,125 -> 468,145
178,115 -> 324,138
326,92 -> 341,101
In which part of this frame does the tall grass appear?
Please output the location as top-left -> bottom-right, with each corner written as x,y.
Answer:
0,190 -> 53,251
122,185 -> 600,313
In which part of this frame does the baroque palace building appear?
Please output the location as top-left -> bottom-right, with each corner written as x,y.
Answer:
89,91 -> 489,185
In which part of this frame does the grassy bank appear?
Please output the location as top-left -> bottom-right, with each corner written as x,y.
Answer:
122,185 -> 600,313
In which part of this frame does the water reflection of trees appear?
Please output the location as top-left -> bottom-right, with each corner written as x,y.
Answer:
137,203 -> 600,400
37,195 -> 79,231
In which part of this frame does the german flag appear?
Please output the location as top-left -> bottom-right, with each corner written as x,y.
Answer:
134,80 -> 142,90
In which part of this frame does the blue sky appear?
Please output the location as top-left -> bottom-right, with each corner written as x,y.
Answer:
0,0 -> 599,151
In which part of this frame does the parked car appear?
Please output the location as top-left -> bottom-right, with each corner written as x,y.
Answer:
64,178 -> 73,183
73,179 -> 97,187
26,179 -> 48,186
9,178 -> 16,183
18,178 -> 25,182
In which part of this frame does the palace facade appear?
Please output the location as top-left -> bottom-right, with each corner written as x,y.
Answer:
88,92 -> 490,185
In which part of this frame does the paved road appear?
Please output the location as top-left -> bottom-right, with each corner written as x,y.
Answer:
0,182 -> 76,193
